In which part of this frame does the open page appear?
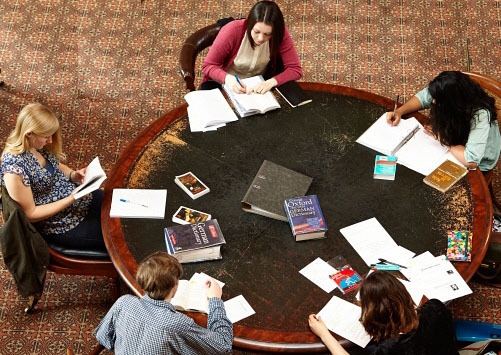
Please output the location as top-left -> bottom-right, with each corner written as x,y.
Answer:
317,295 -> 371,348
224,295 -> 256,323
356,114 -> 420,156
73,156 -> 107,199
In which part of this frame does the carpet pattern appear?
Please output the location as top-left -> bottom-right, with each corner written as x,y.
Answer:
0,0 -> 500,354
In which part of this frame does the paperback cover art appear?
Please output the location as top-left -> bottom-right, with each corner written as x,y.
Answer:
284,195 -> 327,241
175,172 -> 210,199
172,206 -> 211,225
447,230 -> 472,262
329,264 -> 363,294
373,155 -> 397,180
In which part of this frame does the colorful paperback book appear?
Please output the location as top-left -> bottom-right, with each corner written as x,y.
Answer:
423,159 -> 468,193
373,155 -> 397,180
172,206 -> 211,225
329,264 -> 363,294
447,230 -> 472,262
284,195 -> 327,241
164,219 -> 226,263
175,172 -> 210,199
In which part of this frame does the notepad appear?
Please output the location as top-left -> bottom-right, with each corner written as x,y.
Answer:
110,188 -> 167,219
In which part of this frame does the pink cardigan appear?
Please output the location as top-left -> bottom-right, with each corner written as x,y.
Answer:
201,19 -> 302,86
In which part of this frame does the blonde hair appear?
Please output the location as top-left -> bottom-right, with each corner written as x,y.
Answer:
136,251 -> 183,300
3,103 -> 65,160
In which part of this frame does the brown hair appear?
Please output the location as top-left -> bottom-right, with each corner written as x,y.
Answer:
359,271 -> 419,342
136,251 -> 183,300
246,0 -> 285,57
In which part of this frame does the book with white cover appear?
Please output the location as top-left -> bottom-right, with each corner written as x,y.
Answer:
110,188 -> 167,219
73,156 -> 107,199
223,75 -> 281,117
184,88 -> 238,132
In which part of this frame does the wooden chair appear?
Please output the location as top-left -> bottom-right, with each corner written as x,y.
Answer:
0,186 -> 120,313
179,18 -> 234,91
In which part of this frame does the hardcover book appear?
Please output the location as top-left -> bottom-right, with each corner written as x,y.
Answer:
164,219 -> 226,263
275,81 -> 312,108
241,160 -> 313,221
223,75 -> 281,117
423,159 -> 468,193
172,206 -> 211,225
373,155 -> 397,180
174,172 -> 210,199
447,230 -> 472,262
284,195 -> 327,241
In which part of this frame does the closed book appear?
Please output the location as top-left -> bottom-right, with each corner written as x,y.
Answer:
423,159 -> 468,192
174,172 -> 210,199
275,81 -> 312,108
447,230 -> 472,262
164,219 -> 226,263
242,160 -> 313,221
172,206 -> 211,225
329,264 -> 363,294
373,155 -> 397,180
284,195 -> 327,241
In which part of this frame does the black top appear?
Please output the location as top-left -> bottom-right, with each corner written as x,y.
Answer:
366,299 -> 459,355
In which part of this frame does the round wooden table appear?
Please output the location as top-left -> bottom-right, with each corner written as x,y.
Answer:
101,82 -> 492,353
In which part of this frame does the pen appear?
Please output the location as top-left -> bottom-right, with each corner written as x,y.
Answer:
378,258 -> 407,269
235,75 -> 243,88
370,263 -> 400,271
391,94 -> 399,122
119,198 -> 148,208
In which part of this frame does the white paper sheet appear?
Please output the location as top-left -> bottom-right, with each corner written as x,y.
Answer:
299,257 -> 338,293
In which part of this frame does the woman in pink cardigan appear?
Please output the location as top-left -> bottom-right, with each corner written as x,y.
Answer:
201,1 -> 302,94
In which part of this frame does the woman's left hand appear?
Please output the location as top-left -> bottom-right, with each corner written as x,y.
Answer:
71,167 -> 86,184
248,78 -> 277,94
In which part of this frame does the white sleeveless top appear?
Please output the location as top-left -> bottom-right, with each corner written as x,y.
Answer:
227,32 -> 270,78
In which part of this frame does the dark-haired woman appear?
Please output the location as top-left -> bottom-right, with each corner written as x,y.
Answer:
308,271 -> 459,354
386,71 -> 500,182
201,0 -> 302,94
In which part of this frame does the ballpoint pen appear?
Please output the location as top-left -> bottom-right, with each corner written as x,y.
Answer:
234,75 -> 244,88
378,258 -> 407,269
119,198 -> 148,208
391,94 -> 399,122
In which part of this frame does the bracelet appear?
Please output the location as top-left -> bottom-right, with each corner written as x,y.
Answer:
69,170 -> 75,181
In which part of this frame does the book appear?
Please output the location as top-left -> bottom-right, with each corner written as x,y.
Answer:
329,264 -> 363,294
223,75 -> 281,117
423,159 -> 468,193
373,155 -> 397,180
73,156 -> 107,199
275,80 -> 312,108
174,172 -> 210,199
284,195 -> 327,241
171,272 -> 225,313
109,188 -> 167,219
164,219 -> 226,263
241,160 -> 313,222
447,230 -> 472,262
184,88 -> 239,132
172,205 -> 211,225
356,113 -> 465,175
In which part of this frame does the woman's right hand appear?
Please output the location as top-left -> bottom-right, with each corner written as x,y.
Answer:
224,74 -> 246,94
386,111 -> 402,126
308,314 -> 330,338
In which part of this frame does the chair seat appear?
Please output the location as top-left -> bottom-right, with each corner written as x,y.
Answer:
46,240 -> 109,259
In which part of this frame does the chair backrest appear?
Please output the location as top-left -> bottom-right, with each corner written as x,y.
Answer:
179,17 -> 234,91
464,71 -> 501,122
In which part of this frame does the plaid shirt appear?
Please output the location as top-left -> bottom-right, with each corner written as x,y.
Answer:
95,294 -> 233,355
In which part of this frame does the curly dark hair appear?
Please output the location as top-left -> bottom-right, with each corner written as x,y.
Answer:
359,271 -> 419,342
428,71 -> 498,147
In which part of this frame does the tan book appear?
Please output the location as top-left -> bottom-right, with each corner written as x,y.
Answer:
423,159 -> 468,193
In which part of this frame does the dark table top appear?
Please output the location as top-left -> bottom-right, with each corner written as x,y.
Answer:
101,82 -> 492,353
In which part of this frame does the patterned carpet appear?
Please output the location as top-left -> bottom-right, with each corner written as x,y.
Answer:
0,0 -> 500,354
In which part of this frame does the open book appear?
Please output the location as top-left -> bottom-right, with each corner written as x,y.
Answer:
223,75 -> 280,117
73,157 -> 107,199
171,272 -> 224,313
356,113 -> 464,175
184,89 -> 238,132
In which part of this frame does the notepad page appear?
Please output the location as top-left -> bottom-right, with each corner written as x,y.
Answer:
184,89 -> 238,131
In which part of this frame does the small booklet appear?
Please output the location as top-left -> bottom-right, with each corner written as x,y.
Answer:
447,230 -> 472,262
110,188 -> 167,219
241,160 -> 312,221
329,264 -> 363,294
184,88 -> 238,132
174,172 -> 210,199
164,219 -> 226,263
423,159 -> 468,193
284,195 -> 327,241
275,80 -> 312,108
223,75 -> 281,117
73,156 -> 107,199
172,206 -> 211,225
373,155 -> 397,180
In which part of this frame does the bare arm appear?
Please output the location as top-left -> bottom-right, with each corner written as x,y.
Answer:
308,314 -> 350,355
386,96 -> 423,126
3,172 -> 76,223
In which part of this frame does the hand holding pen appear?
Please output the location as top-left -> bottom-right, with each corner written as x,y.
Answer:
386,94 -> 400,126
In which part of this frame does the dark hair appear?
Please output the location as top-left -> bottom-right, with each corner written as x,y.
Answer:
136,251 -> 183,300
246,0 -> 285,57
428,71 -> 498,147
359,271 -> 419,342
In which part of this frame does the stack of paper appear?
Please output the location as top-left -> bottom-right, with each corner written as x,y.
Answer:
109,188 -> 167,219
